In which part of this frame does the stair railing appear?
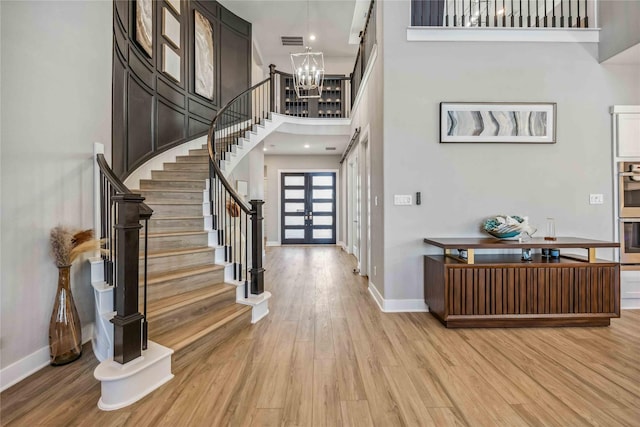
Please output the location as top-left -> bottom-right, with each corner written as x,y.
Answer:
96,154 -> 152,363
207,77 -> 273,297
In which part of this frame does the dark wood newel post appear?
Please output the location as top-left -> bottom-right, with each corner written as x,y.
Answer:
111,193 -> 144,364
269,64 -> 276,114
250,200 -> 265,295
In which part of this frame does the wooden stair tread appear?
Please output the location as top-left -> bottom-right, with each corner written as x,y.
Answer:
134,188 -> 204,193
154,303 -> 251,351
147,283 -> 235,317
147,264 -> 224,285
146,246 -> 213,258
141,230 -> 208,238
142,179 -> 205,183
149,216 -> 204,221
146,201 -> 202,205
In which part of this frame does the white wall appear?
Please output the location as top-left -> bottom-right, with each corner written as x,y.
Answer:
381,1 -> 640,302
0,0 -> 111,376
264,154 -> 341,244
343,0 -> 385,295
599,0 -> 640,62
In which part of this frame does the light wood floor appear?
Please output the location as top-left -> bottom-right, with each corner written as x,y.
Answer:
2,246 -> 640,426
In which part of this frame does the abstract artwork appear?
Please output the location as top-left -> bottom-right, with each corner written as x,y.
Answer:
194,10 -> 214,100
440,103 -> 556,143
136,0 -> 153,57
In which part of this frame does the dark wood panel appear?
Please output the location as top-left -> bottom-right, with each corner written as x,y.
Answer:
424,255 -> 620,328
195,0 -> 218,18
157,78 -> 186,108
157,100 -> 186,148
188,116 -> 211,135
112,52 -> 127,177
114,0 -> 129,33
188,98 -> 216,121
114,14 -> 127,59
127,76 -> 154,170
129,47 -> 154,89
220,24 -> 249,105
220,6 -> 250,36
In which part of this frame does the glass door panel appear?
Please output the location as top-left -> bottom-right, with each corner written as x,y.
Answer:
281,172 -> 336,244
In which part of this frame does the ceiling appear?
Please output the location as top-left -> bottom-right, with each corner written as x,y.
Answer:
262,132 -> 349,155
218,0 -> 365,70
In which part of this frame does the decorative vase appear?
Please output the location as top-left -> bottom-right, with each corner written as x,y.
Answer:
49,265 -> 82,365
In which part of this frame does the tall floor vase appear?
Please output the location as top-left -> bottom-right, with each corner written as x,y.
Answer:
49,265 -> 82,365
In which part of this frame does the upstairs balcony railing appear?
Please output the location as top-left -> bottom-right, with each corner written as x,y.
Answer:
411,0 -> 593,28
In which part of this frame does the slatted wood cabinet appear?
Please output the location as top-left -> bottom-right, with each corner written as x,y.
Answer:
423,237 -> 620,328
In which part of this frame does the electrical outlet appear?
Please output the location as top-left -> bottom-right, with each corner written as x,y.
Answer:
375,196 -> 378,206
394,195 -> 412,206
589,194 -> 604,205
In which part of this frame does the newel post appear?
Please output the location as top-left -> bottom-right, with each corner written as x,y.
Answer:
269,64 -> 276,114
111,194 -> 144,364
250,199 -> 265,295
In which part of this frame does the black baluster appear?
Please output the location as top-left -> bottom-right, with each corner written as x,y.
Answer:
445,0 -> 449,26
568,0 -> 572,28
478,0 -> 482,26
552,0 -> 556,26
544,0 -> 548,26
518,0 -> 522,27
560,0 -> 564,27
527,0 -> 531,27
494,0 -> 498,26
503,0 -> 507,26
536,0 -> 539,27
142,217 -> 148,351
576,0 -> 581,27
454,0 -> 458,26
584,0 -> 588,28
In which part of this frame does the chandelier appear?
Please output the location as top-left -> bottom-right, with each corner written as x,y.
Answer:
290,0 -> 324,99
290,48 -> 324,99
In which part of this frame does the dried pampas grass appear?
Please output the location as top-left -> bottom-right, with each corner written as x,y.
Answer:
50,227 -> 100,267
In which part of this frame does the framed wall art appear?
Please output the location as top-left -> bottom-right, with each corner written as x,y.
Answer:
194,10 -> 214,100
135,0 -> 153,57
440,102 -> 556,143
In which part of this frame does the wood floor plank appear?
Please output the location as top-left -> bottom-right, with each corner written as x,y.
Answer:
340,400 -> 375,427
2,246 -> 640,427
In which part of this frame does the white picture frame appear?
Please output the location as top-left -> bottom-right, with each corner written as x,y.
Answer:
162,7 -> 181,49
162,44 -> 181,82
236,180 -> 248,197
166,0 -> 181,15
440,102 -> 557,144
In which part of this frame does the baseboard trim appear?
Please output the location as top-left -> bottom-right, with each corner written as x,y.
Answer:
337,241 -> 347,251
368,283 -> 429,313
1,322 -> 94,392
621,300 -> 640,309
266,241 -> 281,247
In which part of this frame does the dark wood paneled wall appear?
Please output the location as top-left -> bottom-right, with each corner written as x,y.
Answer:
112,0 -> 251,178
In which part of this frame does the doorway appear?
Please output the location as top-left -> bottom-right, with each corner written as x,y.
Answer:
280,172 -> 336,244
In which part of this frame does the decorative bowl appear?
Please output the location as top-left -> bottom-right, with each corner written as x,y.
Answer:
483,215 -> 536,240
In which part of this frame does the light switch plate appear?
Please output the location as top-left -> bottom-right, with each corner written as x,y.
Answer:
589,194 -> 604,205
394,195 -> 412,206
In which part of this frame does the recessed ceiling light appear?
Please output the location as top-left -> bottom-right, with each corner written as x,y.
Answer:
309,34 -> 316,41
304,144 -> 310,148
263,148 -> 267,151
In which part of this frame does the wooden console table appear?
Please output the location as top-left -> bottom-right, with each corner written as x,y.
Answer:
423,237 -> 620,328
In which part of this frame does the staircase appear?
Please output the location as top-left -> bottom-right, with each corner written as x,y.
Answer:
134,143 -> 252,354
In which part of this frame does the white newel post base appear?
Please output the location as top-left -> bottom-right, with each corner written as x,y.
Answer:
94,341 -> 174,411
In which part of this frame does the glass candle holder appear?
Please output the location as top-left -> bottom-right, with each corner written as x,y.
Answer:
545,218 -> 557,241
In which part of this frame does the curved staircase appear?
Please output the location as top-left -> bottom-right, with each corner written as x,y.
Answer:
135,143 -> 253,355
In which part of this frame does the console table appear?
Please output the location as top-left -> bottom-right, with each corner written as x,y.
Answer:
423,237 -> 620,328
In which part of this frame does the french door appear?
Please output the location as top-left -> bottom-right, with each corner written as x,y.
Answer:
281,172 -> 336,244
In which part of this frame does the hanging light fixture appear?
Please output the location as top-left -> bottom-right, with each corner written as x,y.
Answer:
290,0 -> 324,99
